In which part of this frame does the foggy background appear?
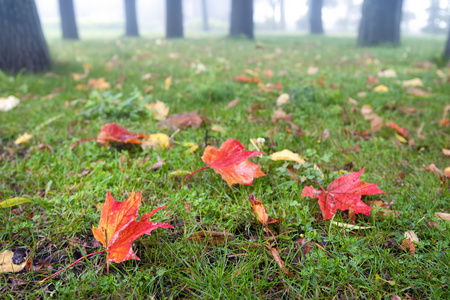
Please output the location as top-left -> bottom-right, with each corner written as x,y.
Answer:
35,0 -> 450,38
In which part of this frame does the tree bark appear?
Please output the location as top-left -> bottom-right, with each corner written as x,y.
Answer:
124,0 -> 139,37
201,0 -> 209,31
58,0 -> 78,39
230,0 -> 253,39
445,16 -> 450,58
279,0 -> 286,30
0,0 -> 50,73
309,0 -> 324,34
166,0 -> 184,38
358,0 -> 403,46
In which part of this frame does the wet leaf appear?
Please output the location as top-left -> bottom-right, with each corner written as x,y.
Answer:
0,197 -> 31,208
270,149 -> 305,164
141,133 -> 170,151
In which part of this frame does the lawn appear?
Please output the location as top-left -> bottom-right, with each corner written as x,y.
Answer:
1,34 -> 449,299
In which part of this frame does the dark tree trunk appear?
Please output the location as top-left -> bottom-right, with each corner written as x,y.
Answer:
0,0 -> 50,73
124,0 -> 139,37
279,0 -> 286,30
201,0 -> 209,31
229,0 -> 253,39
309,0 -> 324,34
58,0 -> 78,39
166,0 -> 183,38
445,17 -> 450,58
358,0 -> 403,46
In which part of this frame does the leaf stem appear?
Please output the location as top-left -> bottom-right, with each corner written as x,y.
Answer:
39,250 -> 105,284
179,167 -> 210,189
70,137 -> 97,151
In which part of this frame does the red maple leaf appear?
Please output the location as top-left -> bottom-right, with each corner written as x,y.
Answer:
92,191 -> 173,263
301,168 -> 384,220
385,122 -> 408,137
71,123 -> 148,150
201,139 -> 266,186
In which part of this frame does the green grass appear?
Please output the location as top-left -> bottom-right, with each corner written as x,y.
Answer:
1,34 -> 450,299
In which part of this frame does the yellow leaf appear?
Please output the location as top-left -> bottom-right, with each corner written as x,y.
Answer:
145,100 -> 169,121
0,250 -> 26,273
373,85 -> 388,92
169,170 -> 191,176
165,76 -> 172,90
182,142 -> 198,154
141,133 -> 170,151
276,93 -> 290,107
15,133 -> 33,145
394,132 -> 407,143
0,197 -> 31,208
211,124 -> 226,135
270,149 -> 305,164
402,78 -> 423,87
331,221 -> 372,230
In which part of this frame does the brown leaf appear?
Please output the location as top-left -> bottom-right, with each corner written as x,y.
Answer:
340,145 -> 361,153
157,113 -> 203,130
401,237 -> 416,257
439,119 -> 450,127
417,123 -> 426,140
188,231 -> 234,245
371,116 -> 383,132
147,159 -> 166,171
263,69 -> 274,78
272,110 -> 293,123
77,168 -> 93,178
366,75 -> 379,84
115,73 -> 126,89
227,98 -> 240,109
321,129 -> 330,141
248,103 -> 263,114
397,107 -> 419,114
248,194 -> 279,225
266,246 -> 295,277
442,149 -> 450,156
435,212 -> 450,221
405,87 -> 432,97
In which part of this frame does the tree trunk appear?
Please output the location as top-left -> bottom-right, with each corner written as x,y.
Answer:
279,0 -> 286,30
229,0 -> 253,39
58,0 -> 78,39
309,0 -> 324,34
358,0 -> 403,46
201,0 -> 209,31
445,17 -> 450,58
0,0 -> 50,73
166,0 -> 184,38
124,0 -> 139,37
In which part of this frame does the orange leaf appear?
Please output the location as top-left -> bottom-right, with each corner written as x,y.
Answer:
96,123 -> 147,146
385,122 -> 408,137
234,75 -> 262,84
201,139 -> 265,186
248,194 -> 278,225
92,191 -> 173,263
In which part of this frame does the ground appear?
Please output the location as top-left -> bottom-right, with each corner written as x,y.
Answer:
0,35 -> 449,299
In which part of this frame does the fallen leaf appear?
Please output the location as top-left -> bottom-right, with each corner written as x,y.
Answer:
347,97 -> 358,105
145,100 -> 169,121
201,138 -> 265,186
211,124 -> 226,135
188,231 -> 234,245
331,221 -> 372,230
0,96 -> 20,111
443,149 -> 450,156
391,294 -> 402,300
0,250 -> 27,273
157,113 -> 203,130
165,76 -> 172,90
401,230 -> 417,257
182,142 -> 198,154
440,119 -> 450,127
402,78 -> 423,87
15,133 -> 33,145
373,85 -> 388,92
248,194 -> 278,225
307,66 -> 319,75
405,87 -> 432,97
366,75 -> 379,84
227,98 -> 240,109
270,149 -> 305,165
417,123 -> 426,140
259,83 -> 283,92
385,122 -> 408,137
263,69 -> 274,78
357,91 -> 367,98
272,110 -> 293,122
321,129 -> 330,141
147,159 -> 166,171
371,116 -> 383,132
423,163 -> 444,177
0,197 -> 31,208
361,104 -> 376,120
378,69 -> 397,78
96,123 -> 147,147
234,75 -> 262,84
276,93 -> 290,107
397,107 -> 418,114
77,169 -> 93,178
28,143 -> 54,153
92,191 -> 173,263
141,133 -> 170,151
445,167 -> 450,178
340,144 -> 362,153
301,168 -> 384,220
88,78 -> 111,90
435,212 -> 450,221
267,246 -> 294,277
443,105 -> 450,119
114,73 -> 126,89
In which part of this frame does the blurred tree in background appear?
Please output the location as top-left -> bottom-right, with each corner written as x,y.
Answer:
230,0 -> 254,39
58,0 -> 79,39
124,0 -> 139,37
166,0 -> 184,38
